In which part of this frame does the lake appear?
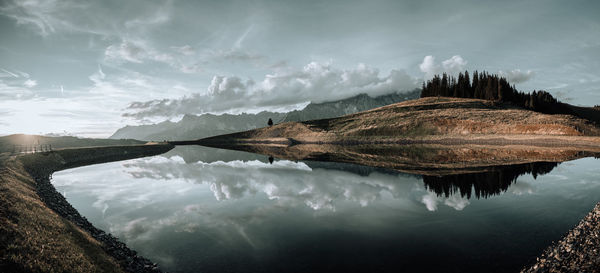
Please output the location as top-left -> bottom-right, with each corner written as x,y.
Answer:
51,146 -> 600,273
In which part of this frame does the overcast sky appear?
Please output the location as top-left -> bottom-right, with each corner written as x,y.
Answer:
1,0 -> 599,137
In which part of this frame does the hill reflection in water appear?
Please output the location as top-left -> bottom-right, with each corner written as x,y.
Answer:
305,160 -> 560,199
144,145 -> 588,200
189,143 -> 599,199
51,145 -> 600,273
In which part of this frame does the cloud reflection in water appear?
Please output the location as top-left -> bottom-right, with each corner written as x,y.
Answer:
50,148 -> 600,273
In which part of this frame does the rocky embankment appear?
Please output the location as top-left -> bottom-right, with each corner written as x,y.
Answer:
34,175 -> 160,272
1,144 -> 173,272
522,203 -> 600,272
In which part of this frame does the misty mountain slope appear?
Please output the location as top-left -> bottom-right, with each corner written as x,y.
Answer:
111,111 -> 286,141
110,90 -> 421,141
282,89 -> 420,122
110,120 -> 178,141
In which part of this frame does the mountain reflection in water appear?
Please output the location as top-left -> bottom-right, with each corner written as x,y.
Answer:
51,145 -> 600,273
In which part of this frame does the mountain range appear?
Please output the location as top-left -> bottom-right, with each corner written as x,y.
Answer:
110,89 -> 420,141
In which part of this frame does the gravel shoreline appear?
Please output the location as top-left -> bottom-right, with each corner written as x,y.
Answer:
33,174 -> 162,273
522,202 -> 600,272
9,144 -> 598,273
15,145 -> 174,272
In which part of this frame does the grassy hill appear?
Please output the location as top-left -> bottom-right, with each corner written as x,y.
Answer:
182,97 -> 600,175
195,97 -> 600,145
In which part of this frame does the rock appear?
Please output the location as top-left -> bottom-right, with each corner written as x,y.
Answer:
32,172 -> 163,273
521,202 -> 600,272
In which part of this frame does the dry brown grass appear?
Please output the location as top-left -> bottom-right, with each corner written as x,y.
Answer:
194,97 -> 600,176
0,157 -> 124,272
199,97 -> 600,145
0,143 -> 174,272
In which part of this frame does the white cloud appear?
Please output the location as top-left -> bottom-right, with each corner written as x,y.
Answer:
0,0 -> 67,36
192,48 -> 265,67
124,4 -> 171,30
420,56 -> 535,86
104,41 -> 211,75
105,42 -> 145,63
0,80 -> 35,99
124,61 -> 419,119
509,181 -> 534,195
179,64 -> 202,74
87,66 -> 189,102
421,193 -> 439,211
421,192 -> 472,211
0,68 -> 36,99
171,45 -> 196,56
419,55 -> 467,79
499,69 -> 535,84
442,55 -> 467,74
0,68 -> 19,78
418,56 -> 437,79
0,0 -> 118,37
208,75 -> 247,96
210,49 -> 264,62
0,0 -> 171,38
443,195 -> 470,210
104,40 -> 211,76
0,66 -> 195,137
111,156 -> 420,212
23,79 -> 37,88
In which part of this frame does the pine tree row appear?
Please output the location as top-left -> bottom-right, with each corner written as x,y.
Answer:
420,71 -> 571,115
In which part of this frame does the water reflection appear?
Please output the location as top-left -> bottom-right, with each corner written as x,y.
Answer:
423,162 -> 559,199
123,154 -> 417,211
197,142 -> 600,176
50,145 -> 600,273
134,146 -> 566,201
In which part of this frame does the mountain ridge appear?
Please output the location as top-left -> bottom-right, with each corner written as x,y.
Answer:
110,90 -> 420,141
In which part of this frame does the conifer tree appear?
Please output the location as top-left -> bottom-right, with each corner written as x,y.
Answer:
419,70 -> 571,117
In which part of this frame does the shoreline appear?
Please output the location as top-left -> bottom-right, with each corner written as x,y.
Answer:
1,144 -> 173,272
522,202 -> 600,272
1,142 -> 599,272
175,134 -> 600,152
190,141 -> 600,177
34,173 -> 160,273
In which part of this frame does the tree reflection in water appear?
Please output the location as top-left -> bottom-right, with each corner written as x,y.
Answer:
423,162 -> 559,199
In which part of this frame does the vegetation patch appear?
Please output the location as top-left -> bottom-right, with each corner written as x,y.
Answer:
0,143 -> 174,272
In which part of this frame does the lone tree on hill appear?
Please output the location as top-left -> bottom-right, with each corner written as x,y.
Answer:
268,118 -> 273,127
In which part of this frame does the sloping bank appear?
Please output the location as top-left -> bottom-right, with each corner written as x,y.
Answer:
0,143 -> 173,273
522,202 -> 600,272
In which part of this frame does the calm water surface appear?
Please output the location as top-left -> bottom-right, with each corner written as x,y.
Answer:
52,146 -> 600,273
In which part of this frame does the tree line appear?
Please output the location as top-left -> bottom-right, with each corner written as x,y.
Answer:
420,71 -> 573,115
